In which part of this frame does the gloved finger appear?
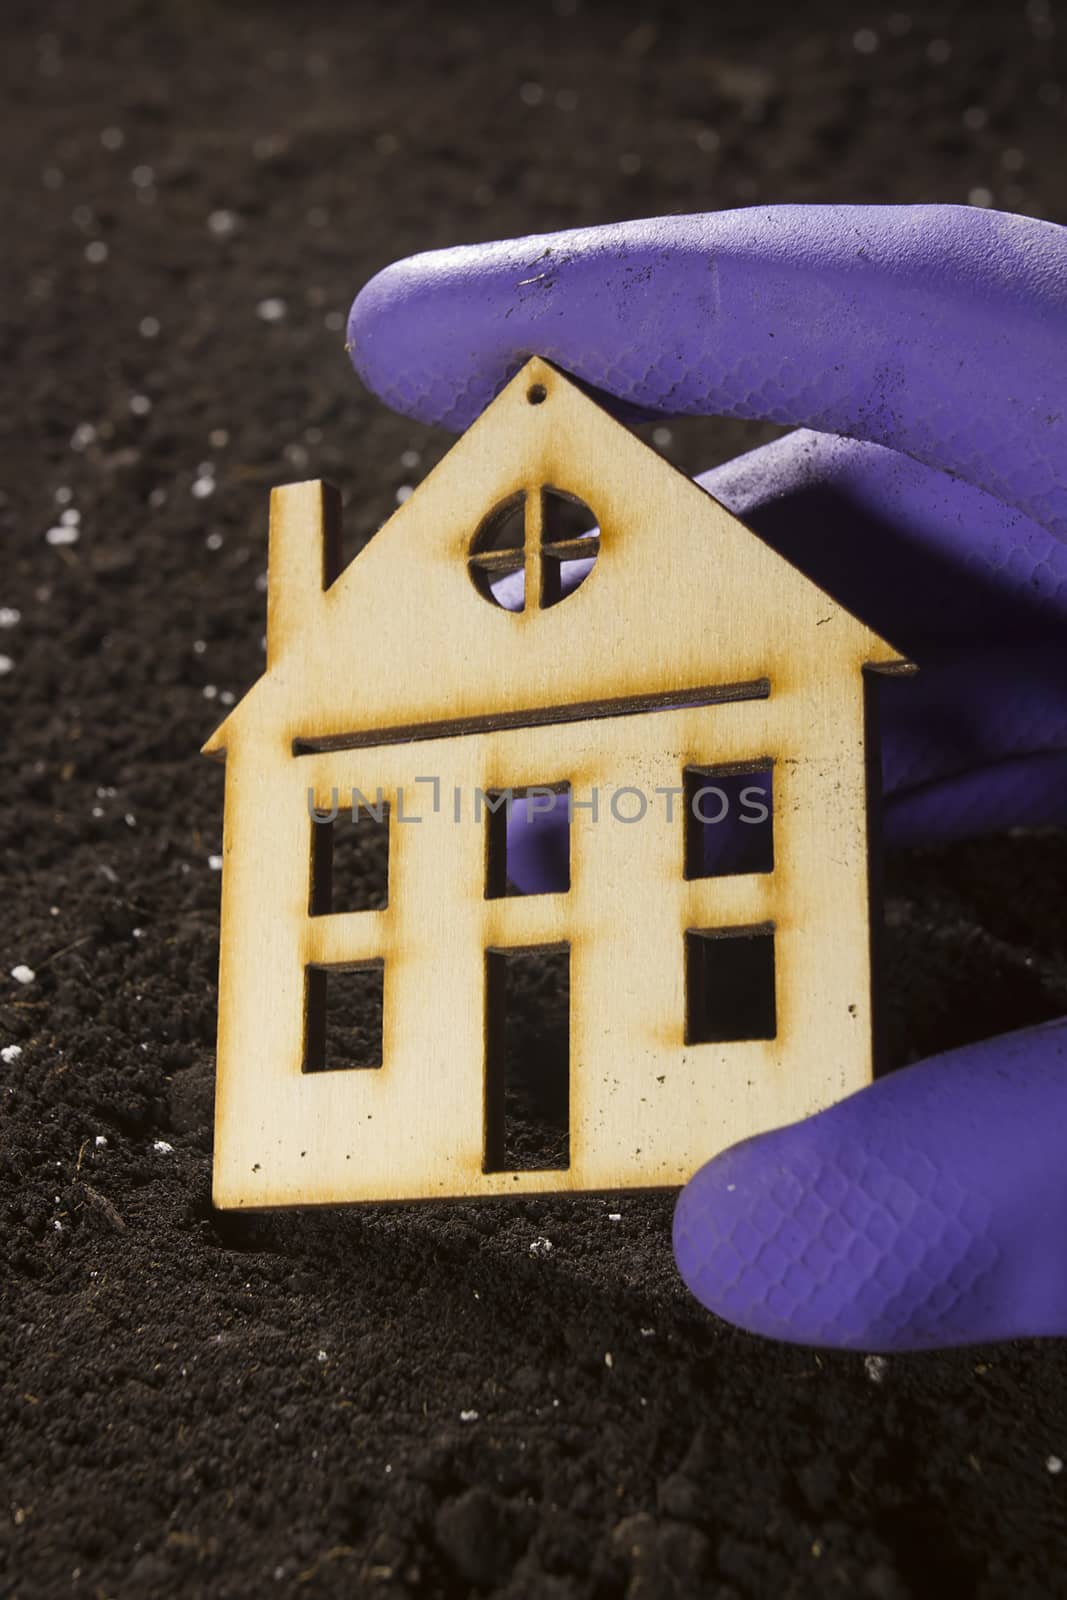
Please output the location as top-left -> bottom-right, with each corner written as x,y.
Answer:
882,749 -> 1067,845
672,1017 -> 1067,1351
700,430 -> 1067,840
698,430 -> 1067,650
348,205 -> 1067,537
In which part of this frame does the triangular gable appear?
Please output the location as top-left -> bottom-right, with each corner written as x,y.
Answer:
204,359 -> 906,757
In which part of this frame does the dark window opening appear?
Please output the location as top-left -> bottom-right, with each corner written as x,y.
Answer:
468,491 -> 527,611
485,782 -> 570,899
304,961 -> 384,1073
309,804 -> 390,914
484,945 -> 570,1172
540,487 -> 599,609
684,764 -> 773,880
686,927 -> 776,1044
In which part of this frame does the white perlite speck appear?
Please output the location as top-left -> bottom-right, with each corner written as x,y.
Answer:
0,655 -> 12,675
529,1237 -> 553,1258
0,608 -> 20,627
1048,1456 -> 1064,1475
459,1409 -> 479,1423
208,855 -> 223,871
1,1045 -> 23,1064
11,965 -> 35,985
153,1139 -> 174,1155
45,525 -> 79,546
865,1355 -> 888,1384
257,297 -> 287,323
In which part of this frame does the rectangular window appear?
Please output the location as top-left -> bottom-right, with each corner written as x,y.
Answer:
685,926 -> 776,1044
484,782 -> 571,899
309,801 -> 390,915
683,763 -> 773,879
483,945 -> 570,1171
304,961 -> 385,1072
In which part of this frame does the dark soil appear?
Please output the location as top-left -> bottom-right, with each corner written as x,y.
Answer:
2,2 -> 1066,1596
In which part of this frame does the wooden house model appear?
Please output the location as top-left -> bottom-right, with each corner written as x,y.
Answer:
203,359 -> 908,1209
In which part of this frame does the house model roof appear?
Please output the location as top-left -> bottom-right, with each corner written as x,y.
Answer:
203,357 -> 906,760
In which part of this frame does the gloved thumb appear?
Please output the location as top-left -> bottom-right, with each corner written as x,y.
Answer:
673,1018 -> 1067,1351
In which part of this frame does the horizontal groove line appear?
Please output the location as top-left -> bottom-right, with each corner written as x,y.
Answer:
293,678 -> 771,756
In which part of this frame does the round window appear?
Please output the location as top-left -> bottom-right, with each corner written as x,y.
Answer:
467,488 -> 599,612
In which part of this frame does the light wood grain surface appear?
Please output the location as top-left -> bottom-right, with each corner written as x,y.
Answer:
204,358 -> 911,1209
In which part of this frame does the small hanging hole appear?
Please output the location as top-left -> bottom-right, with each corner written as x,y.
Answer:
527,383 -> 547,405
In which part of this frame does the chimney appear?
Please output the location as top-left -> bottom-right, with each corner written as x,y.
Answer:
266,480 -> 342,662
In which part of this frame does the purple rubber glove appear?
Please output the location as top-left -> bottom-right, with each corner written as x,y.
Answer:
348,206 -> 1067,1350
